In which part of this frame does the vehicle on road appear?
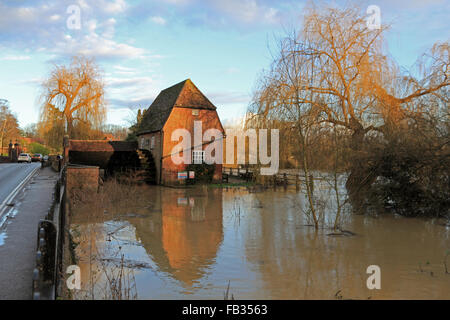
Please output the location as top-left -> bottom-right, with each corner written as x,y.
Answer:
43,155 -> 49,161
18,153 -> 32,163
31,153 -> 43,162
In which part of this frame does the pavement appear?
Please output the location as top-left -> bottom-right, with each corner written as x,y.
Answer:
0,164 -> 58,299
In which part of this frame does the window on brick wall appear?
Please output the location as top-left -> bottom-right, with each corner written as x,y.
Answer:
151,136 -> 155,149
192,150 -> 205,164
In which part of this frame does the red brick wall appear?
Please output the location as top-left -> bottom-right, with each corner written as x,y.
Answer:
161,107 -> 224,184
138,108 -> 224,185
66,165 -> 99,198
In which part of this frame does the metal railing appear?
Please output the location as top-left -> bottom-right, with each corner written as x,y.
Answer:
32,164 -> 66,300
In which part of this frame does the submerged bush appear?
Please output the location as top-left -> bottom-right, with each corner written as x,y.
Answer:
367,119 -> 449,218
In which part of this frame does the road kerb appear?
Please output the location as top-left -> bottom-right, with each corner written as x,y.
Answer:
0,165 -> 40,228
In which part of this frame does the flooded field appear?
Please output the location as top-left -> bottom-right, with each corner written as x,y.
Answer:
69,183 -> 450,300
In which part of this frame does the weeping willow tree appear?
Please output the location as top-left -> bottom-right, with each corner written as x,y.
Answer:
39,56 -> 106,150
248,3 -> 449,216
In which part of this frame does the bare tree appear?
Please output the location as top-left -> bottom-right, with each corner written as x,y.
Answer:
102,124 -> 128,141
124,106 -> 145,142
0,99 -> 20,155
249,3 -> 449,213
247,28 -> 325,228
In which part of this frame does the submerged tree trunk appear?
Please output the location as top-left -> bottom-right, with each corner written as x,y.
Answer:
345,121 -> 377,214
333,125 -> 342,231
298,129 -> 319,229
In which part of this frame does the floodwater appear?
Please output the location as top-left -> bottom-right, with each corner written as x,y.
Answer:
70,183 -> 450,300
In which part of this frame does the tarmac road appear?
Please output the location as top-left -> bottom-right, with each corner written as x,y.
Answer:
0,163 -> 40,225
0,164 -> 58,299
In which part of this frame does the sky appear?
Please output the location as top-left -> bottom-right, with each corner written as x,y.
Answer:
0,0 -> 448,129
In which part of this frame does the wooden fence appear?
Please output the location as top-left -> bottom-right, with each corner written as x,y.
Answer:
222,167 -> 323,191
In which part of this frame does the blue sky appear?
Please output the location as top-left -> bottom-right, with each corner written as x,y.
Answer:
0,0 -> 448,128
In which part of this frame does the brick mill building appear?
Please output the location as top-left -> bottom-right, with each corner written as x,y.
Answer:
136,79 -> 224,185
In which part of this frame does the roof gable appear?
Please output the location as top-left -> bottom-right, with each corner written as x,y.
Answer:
173,79 -> 216,110
137,79 -> 217,134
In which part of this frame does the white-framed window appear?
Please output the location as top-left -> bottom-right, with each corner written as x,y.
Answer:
151,136 -> 155,149
192,109 -> 199,116
192,150 -> 205,164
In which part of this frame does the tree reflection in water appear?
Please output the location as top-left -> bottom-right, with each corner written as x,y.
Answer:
70,183 -> 450,299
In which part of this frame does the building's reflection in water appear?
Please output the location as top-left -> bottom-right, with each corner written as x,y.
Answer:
71,186 -> 450,299
131,186 -> 223,287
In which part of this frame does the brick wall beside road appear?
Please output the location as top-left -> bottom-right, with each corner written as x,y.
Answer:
66,165 -> 99,198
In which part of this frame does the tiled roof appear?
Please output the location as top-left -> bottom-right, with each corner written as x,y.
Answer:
69,140 -> 138,152
137,79 -> 216,135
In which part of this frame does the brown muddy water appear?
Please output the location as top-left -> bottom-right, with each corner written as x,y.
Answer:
69,183 -> 450,300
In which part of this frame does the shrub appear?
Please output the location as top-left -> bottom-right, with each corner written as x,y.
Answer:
29,142 -> 50,155
185,163 -> 215,184
368,121 -> 449,218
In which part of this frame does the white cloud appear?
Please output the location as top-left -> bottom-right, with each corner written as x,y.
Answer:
102,18 -> 117,39
222,116 -> 247,128
86,19 -> 98,33
132,0 -> 286,29
112,65 -> 141,75
211,0 -> 280,24
162,0 -> 192,5
49,14 -> 61,21
0,55 -> 31,61
54,35 -> 147,59
0,1 -> 146,61
106,76 -> 156,89
207,91 -> 250,104
113,65 -> 136,72
105,69 -> 162,110
107,107 -> 137,125
150,16 -> 167,25
102,0 -> 128,14
76,0 -> 90,11
14,77 -> 44,86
